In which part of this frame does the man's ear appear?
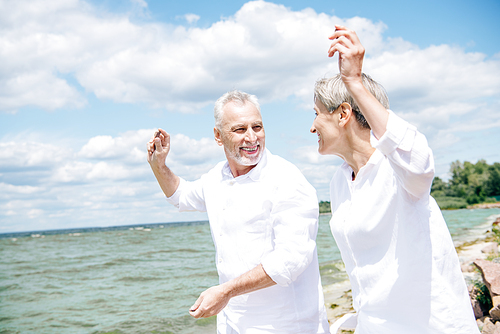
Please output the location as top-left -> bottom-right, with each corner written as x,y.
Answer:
214,127 -> 223,146
339,103 -> 353,127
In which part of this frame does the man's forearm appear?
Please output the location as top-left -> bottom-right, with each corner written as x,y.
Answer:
151,163 -> 180,198
189,264 -> 276,318
224,264 -> 276,298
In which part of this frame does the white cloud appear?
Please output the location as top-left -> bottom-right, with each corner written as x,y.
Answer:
366,45 -> 500,113
0,130 -> 222,231
169,134 -> 224,165
2,0 -> 499,135
0,0 -> 387,112
0,141 -> 71,169
1,0 -> 498,157
131,0 -> 147,9
77,130 -> 225,171
78,129 -> 153,163
0,70 -> 86,113
428,131 -> 461,151
184,14 -> 200,24
0,183 -> 42,197
292,145 -> 340,164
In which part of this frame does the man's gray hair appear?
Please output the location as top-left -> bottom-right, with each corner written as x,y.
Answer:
314,73 -> 389,129
214,90 -> 261,130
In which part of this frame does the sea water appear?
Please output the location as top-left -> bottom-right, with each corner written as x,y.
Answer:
1,209 -> 499,334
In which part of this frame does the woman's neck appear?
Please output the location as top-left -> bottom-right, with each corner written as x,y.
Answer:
342,129 -> 375,180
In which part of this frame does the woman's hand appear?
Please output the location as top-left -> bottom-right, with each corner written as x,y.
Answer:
327,25 -> 365,85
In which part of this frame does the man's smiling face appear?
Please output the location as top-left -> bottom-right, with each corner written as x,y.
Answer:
214,100 -> 265,177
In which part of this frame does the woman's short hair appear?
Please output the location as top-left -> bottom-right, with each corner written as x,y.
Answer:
314,73 -> 389,129
214,90 -> 261,130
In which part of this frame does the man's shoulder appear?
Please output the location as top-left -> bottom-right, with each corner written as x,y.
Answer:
264,151 -> 312,187
265,151 -> 300,172
199,160 -> 228,181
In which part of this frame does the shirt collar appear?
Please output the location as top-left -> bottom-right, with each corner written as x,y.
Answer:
221,148 -> 269,182
340,149 -> 383,181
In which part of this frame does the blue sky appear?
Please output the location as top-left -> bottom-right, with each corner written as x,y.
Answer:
1,0 -> 499,233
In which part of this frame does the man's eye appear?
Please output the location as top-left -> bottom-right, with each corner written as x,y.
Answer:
253,126 -> 262,131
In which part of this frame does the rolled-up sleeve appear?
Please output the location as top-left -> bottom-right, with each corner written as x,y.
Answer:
166,178 -> 185,209
166,177 -> 207,212
373,111 -> 435,200
261,173 -> 319,287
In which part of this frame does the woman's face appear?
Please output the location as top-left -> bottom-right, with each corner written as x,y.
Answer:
310,100 -> 341,155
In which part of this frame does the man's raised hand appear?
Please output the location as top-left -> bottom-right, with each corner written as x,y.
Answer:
147,128 -> 170,166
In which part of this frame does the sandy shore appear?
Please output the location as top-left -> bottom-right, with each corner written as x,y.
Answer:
324,230 -> 499,325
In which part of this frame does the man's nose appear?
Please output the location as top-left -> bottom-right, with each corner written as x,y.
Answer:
310,125 -> 316,134
246,129 -> 257,142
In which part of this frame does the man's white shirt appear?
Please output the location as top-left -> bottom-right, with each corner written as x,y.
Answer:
167,149 -> 329,334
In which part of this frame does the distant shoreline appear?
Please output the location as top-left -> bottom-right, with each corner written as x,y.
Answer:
469,202 -> 500,209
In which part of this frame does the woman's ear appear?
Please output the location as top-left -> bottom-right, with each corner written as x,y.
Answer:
339,102 -> 353,127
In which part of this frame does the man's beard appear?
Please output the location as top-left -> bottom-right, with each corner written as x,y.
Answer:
226,145 -> 263,167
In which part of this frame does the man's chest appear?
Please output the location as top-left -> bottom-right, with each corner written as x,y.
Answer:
204,179 -> 277,235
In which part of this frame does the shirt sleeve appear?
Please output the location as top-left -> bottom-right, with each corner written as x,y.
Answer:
166,177 -> 207,212
372,111 -> 435,200
260,169 -> 319,287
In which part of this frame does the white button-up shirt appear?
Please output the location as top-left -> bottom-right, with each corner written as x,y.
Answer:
167,149 -> 329,334
329,112 -> 479,334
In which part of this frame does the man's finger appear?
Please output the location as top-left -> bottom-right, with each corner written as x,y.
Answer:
189,308 -> 204,318
153,137 -> 162,152
151,130 -> 161,152
189,296 -> 202,314
189,304 -> 198,313
147,138 -> 157,156
189,309 -> 201,318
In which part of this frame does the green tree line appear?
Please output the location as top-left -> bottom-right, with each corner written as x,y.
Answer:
319,160 -> 500,213
319,201 -> 331,214
431,160 -> 500,209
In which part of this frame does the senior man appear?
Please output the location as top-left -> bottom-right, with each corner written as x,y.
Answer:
147,90 -> 329,333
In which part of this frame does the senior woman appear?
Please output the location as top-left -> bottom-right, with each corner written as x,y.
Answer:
312,26 -> 479,334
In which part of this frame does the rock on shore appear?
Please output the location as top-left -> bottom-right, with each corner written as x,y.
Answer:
469,217 -> 500,333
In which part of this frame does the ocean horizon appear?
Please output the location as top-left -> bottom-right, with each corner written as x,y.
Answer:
0,220 -> 209,240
